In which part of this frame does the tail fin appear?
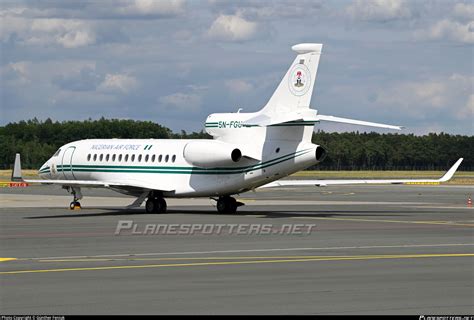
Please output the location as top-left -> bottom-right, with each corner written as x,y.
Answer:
260,43 -> 323,115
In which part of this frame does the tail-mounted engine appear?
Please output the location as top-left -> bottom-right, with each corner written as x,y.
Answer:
183,140 -> 242,168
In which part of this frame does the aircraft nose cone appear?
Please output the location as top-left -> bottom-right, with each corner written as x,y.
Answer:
38,162 -> 50,176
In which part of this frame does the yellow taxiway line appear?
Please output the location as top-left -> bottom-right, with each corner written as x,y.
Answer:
1,253 -> 472,275
0,258 -> 17,262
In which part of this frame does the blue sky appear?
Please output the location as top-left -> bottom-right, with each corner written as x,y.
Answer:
1,0 -> 472,135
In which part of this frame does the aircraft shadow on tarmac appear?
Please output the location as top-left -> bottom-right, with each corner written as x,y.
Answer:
24,208 -> 409,219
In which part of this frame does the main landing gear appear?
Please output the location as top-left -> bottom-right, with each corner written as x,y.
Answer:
145,191 -> 167,213
216,196 -> 243,214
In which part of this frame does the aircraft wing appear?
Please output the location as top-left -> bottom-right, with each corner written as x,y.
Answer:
260,158 -> 463,188
23,178 -> 175,192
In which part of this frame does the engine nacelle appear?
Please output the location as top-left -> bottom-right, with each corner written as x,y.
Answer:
315,145 -> 327,163
183,140 -> 242,168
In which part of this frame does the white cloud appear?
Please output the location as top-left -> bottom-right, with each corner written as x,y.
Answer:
98,74 -> 138,94
0,1 -> 185,20
414,2 -> 474,44
461,94 -> 474,119
0,15 -> 30,42
1,61 -> 31,85
346,0 -> 412,22
118,0 -> 184,16
225,79 -> 252,94
416,19 -> 474,44
209,0 -> 324,20
0,16 -> 97,48
52,66 -> 101,91
453,3 -> 474,20
207,14 -> 258,41
159,92 -> 202,112
56,29 -> 95,48
374,74 -> 474,120
31,19 -> 96,48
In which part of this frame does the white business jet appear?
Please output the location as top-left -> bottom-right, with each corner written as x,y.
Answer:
13,43 -> 463,213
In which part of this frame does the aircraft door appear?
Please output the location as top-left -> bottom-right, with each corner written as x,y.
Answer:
61,146 -> 77,180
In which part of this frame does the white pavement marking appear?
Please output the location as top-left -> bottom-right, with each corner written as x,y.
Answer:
20,243 -> 474,261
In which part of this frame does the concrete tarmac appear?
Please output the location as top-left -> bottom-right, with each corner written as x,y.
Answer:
0,185 -> 473,314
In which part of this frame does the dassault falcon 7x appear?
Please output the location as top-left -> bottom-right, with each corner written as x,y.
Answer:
13,43 -> 463,213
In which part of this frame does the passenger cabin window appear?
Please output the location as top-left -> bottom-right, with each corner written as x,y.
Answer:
145,155 -> 149,162
93,154 -> 97,161
165,155 -> 169,163
152,155 -> 156,162
172,155 -> 176,163
99,154 -> 103,161
87,154 -> 91,161
125,154 -> 129,162
138,155 -> 142,162
118,154 -> 122,162
158,155 -> 162,162
131,155 -> 135,162
106,154 -> 110,162
112,154 -> 116,162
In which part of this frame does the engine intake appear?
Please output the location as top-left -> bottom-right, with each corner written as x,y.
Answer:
315,146 -> 327,163
184,140 -> 243,168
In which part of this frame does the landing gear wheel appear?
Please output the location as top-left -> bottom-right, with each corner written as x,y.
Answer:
66,186 -> 83,210
154,198 -> 167,213
217,196 -> 237,214
145,197 -> 167,213
69,201 -> 81,210
145,198 -> 156,213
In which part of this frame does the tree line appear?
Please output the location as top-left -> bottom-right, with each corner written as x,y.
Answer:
0,118 -> 472,171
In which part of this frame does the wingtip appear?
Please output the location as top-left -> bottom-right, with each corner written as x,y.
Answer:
439,158 -> 463,182
11,153 -> 23,182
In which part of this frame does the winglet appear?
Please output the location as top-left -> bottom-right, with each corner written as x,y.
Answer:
11,153 -> 23,182
439,158 -> 463,182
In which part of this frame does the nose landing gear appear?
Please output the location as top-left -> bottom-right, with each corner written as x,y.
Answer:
65,186 -> 83,210
70,201 -> 81,210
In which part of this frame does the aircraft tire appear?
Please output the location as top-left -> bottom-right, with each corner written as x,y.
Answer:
69,201 -> 81,210
217,196 -> 237,214
154,198 -> 167,214
145,198 -> 155,213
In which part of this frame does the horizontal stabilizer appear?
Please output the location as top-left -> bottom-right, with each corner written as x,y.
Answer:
260,158 -> 463,188
315,115 -> 403,131
243,109 -> 318,127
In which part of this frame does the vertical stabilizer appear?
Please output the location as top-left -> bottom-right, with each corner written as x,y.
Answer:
260,43 -> 322,115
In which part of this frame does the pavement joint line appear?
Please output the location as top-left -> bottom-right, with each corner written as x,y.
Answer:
1,253 -> 473,275
292,216 -> 474,227
35,253 -> 474,263
14,243 -> 474,261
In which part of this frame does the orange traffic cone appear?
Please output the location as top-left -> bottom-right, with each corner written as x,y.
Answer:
468,196 -> 473,207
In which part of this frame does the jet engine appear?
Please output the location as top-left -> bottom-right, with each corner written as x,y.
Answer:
183,140 -> 242,168
315,145 -> 327,163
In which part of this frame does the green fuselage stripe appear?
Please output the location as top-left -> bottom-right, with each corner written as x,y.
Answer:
205,121 -> 319,128
54,149 -> 312,175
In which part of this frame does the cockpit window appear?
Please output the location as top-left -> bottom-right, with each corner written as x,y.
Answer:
53,149 -> 61,157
